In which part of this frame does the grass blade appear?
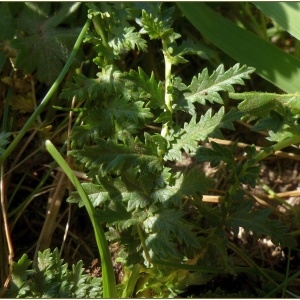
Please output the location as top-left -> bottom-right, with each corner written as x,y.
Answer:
45,140 -> 117,298
177,2 -> 300,93
254,2 -> 300,40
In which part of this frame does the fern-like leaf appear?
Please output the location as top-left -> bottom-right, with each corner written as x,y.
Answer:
145,233 -> 181,259
174,38 -> 217,61
151,168 -> 213,206
68,174 -> 152,213
185,64 -> 255,105
67,182 -> 110,208
4,254 -> 33,297
123,67 -> 165,108
165,108 -> 225,161
95,198 -> 131,225
69,136 -> 161,177
109,26 -> 147,56
5,248 -> 103,298
60,65 -> 127,101
144,209 -> 200,248
106,96 -> 153,123
136,4 -> 174,39
195,141 -> 235,167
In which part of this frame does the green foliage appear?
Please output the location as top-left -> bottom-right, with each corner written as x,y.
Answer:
4,248 -> 103,298
59,2 -> 298,297
10,3 -> 82,84
185,64 -> 254,105
231,92 -> 300,142
177,2 -> 300,93
4,2 -> 300,298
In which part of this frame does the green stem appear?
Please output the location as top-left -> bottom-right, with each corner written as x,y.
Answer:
137,224 -> 152,263
253,135 -> 300,164
258,179 -> 294,210
161,39 -> 173,138
45,140 -> 117,298
0,19 -> 91,164
92,14 -> 109,49
121,264 -> 141,298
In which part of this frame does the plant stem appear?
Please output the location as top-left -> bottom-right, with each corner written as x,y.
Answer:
45,140 -> 117,298
137,224 -> 152,263
161,39 -> 173,138
253,134 -> 300,163
121,264 -> 141,298
0,19 -> 91,164
91,14 -> 109,49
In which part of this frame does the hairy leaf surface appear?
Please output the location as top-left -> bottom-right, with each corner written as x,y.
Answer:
185,64 -> 255,105
165,108 -> 225,161
69,137 -> 161,177
136,4 -> 174,39
230,92 -> 300,117
123,67 -> 165,108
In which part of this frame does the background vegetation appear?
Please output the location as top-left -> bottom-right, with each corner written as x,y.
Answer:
1,2 -> 300,298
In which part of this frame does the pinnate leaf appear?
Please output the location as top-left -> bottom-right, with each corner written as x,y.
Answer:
174,38 -> 217,62
151,168 -> 212,209
144,209 -> 200,251
60,65 -> 127,101
123,67 -> 164,108
136,4 -> 174,39
67,182 -> 110,208
185,64 -> 255,105
95,198 -> 131,225
70,136 -> 161,177
5,254 -> 33,297
106,96 -> 153,123
109,26 -> 147,56
166,108 -> 225,161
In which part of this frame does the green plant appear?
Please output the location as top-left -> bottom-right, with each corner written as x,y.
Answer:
2,2 -> 300,298
52,2 -> 298,297
4,248 -> 103,298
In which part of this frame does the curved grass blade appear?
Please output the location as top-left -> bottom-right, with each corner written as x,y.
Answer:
177,3 -> 300,93
45,140 -> 117,298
